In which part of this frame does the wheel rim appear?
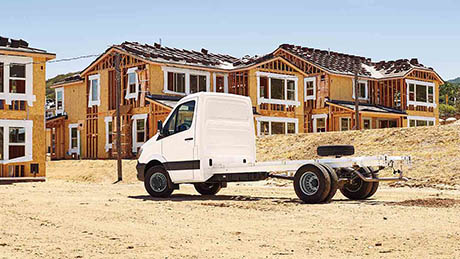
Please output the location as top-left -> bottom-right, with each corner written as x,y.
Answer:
300,171 -> 319,195
149,172 -> 167,193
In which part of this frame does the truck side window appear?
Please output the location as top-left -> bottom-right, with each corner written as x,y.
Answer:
161,101 -> 195,137
176,101 -> 195,133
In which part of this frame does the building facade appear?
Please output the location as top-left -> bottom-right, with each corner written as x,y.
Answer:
47,41 -> 442,159
0,36 -> 55,177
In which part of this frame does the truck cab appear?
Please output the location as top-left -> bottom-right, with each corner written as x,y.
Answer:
137,92 -> 256,184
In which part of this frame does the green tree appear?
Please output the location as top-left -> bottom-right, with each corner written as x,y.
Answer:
439,82 -> 459,105
439,103 -> 457,117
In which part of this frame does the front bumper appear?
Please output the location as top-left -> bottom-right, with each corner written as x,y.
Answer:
136,162 -> 146,181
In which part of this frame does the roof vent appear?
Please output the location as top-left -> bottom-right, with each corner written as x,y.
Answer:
0,36 -> 8,47
201,48 -> 208,55
10,39 -> 20,48
18,39 -> 29,48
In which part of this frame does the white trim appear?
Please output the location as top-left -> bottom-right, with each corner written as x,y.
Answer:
132,114 -> 148,153
104,116 -> 113,151
256,71 -> 300,106
125,67 -> 139,101
407,116 -> 436,127
304,76 -> 316,100
352,79 -> 369,100
88,74 -> 100,107
0,55 -> 35,106
255,116 -> 299,136
312,114 -> 328,133
0,120 -> 33,164
212,73 -> 229,93
68,123 -> 80,155
162,66 -> 210,95
55,87 -> 64,115
405,79 -> 436,108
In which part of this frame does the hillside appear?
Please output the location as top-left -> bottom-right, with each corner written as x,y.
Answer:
46,72 -> 79,99
448,77 -> 460,84
48,124 -> 460,190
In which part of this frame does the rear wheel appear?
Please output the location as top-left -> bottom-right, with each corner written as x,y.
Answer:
194,183 -> 222,195
339,167 -> 373,200
365,167 -> 379,199
318,164 -> 339,203
294,164 -> 331,204
144,166 -> 174,198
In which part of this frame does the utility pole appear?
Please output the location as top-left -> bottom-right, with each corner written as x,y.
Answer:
354,58 -> 360,130
114,53 -> 123,182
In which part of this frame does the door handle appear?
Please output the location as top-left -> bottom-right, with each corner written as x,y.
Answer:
184,137 -> 193,141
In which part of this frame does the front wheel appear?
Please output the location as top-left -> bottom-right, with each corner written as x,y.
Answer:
194,183 -> 222,195
144,166 -> 174,198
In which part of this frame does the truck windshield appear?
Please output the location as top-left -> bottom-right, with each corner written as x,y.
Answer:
162,101 -> 195,137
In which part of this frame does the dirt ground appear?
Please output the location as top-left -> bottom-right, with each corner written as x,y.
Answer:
1,124 -> 460,258
1,180 -> 459,258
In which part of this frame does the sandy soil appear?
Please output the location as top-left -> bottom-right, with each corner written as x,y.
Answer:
2,124 -> 460,258
0,180 -> 459,258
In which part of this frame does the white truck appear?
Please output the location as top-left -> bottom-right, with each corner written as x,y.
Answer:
136,92 -> 410,203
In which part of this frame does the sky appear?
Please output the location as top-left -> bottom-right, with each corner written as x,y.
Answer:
2,0 -> 460,81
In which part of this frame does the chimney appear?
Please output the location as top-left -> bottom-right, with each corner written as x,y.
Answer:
201,48 -> 208,55
154,42 -> 161,48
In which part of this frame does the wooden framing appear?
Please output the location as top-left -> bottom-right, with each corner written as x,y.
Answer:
52,42 -> 444,155
1,42 -> 55,179
228,71 -> 249,96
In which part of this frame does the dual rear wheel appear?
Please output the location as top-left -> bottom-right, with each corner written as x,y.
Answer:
293,163 -> 338,204
340,167 -> 379,200
293,164 -> 379,203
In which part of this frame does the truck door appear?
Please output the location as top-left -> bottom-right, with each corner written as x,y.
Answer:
160,100 -> 197,182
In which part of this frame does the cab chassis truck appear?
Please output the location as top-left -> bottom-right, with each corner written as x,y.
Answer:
136,93 -> 410,203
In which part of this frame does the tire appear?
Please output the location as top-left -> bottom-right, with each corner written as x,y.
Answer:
194,183 -> 222,195
294,163 -> 331,204
365,167 -> 379,199
339,167 -> 373,200
317,145 -> 354,157
144,166 -> 174,198
318,164 -> 339,203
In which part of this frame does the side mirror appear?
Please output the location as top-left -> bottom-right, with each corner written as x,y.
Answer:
157,120 -> 163,135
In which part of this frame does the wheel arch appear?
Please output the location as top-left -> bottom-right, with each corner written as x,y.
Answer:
145,159 -> 165,176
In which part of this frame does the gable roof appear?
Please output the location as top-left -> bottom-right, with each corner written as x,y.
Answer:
277,44 -> 440,81
51,73 -> 84,88
116,41 -> 240,70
